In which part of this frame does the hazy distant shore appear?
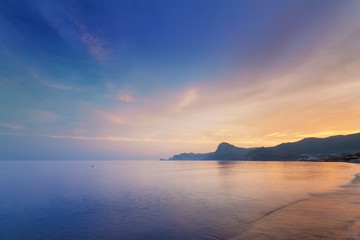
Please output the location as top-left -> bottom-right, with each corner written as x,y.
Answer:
163,159 -> 360,164
166,133 -> 360,161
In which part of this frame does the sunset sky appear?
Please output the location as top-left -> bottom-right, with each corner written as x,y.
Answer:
1,0 -> 360,160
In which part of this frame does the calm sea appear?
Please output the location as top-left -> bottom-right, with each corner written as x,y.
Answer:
0,160 -> 359,240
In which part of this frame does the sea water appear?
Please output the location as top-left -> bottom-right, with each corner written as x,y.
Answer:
0,160 -> 358,240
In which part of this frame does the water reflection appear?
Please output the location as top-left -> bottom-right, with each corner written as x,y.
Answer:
0,161 -> 358,240
216,160 -> 239,175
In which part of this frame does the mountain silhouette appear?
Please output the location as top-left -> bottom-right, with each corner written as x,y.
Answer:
167,132 -> 360,160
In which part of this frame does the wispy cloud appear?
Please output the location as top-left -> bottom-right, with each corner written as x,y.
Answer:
176,88 -> 197,109
2,0 -> 359,157
0,123 -> 24,130
116,90 -> 134,102
41,81 -> 72,90
75,21 -> 111,62
90,18 -> 360,148
94,110 -> 125,125
105,83 -> 136,102
30,70 -> 74,90
32,2 -> 112,63
0,132 -> 206,144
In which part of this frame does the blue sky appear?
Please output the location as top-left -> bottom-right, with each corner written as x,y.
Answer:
1,0 -> 360,159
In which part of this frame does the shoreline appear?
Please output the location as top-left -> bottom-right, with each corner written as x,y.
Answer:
163,159 -> 360,164
231,167 -> 360,240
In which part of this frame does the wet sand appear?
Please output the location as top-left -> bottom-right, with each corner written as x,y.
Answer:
232,173 -> 360,240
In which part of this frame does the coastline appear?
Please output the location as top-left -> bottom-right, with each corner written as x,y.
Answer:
231,165 -> 360,240
163,159 -> 360,164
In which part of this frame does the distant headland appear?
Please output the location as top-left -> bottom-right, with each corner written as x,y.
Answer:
165,132 -> 360,162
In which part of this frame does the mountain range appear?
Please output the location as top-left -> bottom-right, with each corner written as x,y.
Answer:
167,132 -> 360,161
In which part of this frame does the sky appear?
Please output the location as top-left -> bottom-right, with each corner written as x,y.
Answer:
1,0 -> 360,160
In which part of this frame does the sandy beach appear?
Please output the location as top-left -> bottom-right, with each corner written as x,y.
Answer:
232,171 -> 360,240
